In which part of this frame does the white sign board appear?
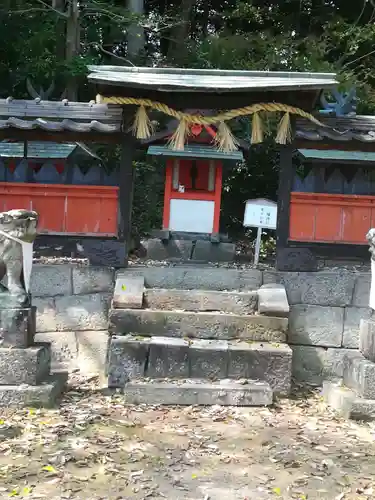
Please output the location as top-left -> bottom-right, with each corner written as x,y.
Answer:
243,198 -> 277,230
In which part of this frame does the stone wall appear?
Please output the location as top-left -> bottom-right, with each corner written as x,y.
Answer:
31,264 -> 371,385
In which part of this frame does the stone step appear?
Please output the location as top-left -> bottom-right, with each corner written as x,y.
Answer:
343,351 -> 375,399
108,309 -> 288,342
120,378 -> 273,406
0,344 -> 51,386
323,380 -> 375,420
143,288 -> 258,314
107,335 -> 292,394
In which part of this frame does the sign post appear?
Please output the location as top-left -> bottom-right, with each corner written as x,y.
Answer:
243,198 -> 277,267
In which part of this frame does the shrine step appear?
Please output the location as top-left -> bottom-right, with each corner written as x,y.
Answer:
323,380 -> 375,420
119,378 -> 273,406
343,351 -> 375,400
143,288 -> 258,315
107,335 -> 292,395
108,309 -> 288,342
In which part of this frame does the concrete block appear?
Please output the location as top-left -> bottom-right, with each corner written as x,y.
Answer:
76,330 -> 110,376
54,293 -> 110,331
343,307 -> 371,348
143,289 -> 258,315
107,335 -> 150,388
72,266 -> 114,295
323,380 -> 375,420
34,298 -> 57,333
112,275 -> 144,309
257,284 -> 289,317
0,345 -> 50,385
276,247 -> 318,272
291,345 -> 326,386
35,331 -> 77,369
343,352 -> 375,399
360,318 -> 375,361
324,348 -> 357,379
0,373 -> 68,408
288,305 -> 344,347
352,273 -> 371,307
123,379 -> 273,406
31,265 -> 72,297
0,307 -> 35,347
228,341 -> 292,395
109,309 -> 288,342
144,238 -> 192,260
189,339 -> 228,379
192,241 -> 235,262
147,337 -> 189,378
75,239 -> 127,268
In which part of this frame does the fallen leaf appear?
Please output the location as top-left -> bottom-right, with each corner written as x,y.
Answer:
272,487 -> 282,496
41,465 -> 57,474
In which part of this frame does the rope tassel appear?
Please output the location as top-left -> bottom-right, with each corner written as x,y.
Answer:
167,118 -> 189,150
132,105 -> 154,139
214,122 -> 239,152
251,112 -> 264,144
275,112 -> 292,144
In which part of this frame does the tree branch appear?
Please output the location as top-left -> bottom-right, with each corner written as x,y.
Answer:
87,42 -> 135,66
34,0 -> 69,18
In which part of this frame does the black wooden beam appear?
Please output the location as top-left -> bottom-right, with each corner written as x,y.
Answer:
118,134 -> 136,251
276,143 -> 294,254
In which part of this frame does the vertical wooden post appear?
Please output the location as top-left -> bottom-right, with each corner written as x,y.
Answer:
276,143 -> 294,254
118,134 -> 136,252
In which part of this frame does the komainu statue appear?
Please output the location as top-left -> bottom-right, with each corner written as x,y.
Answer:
366,228 -> 375,314
0,209 -> 38,307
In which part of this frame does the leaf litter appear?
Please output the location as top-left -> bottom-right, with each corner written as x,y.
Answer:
0,376 -> 375,499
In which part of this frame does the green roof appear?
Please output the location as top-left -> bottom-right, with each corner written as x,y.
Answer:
298,149 -> 375,163
147,144 -> 243,161
0,142 -> 77,159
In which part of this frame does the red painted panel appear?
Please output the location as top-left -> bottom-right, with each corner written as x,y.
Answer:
314,205 -> 342,241
342,206 -> 371,243
290,202 -> 315,241
195,160 -> 210,190
178,160 -> 192,190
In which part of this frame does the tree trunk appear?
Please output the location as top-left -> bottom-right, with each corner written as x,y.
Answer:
167,0 -> 196,64
127,0 -> 145,60
65,0 -> 80,100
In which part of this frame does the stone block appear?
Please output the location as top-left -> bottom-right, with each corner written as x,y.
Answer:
189,339 -> 228,379
291,345 -> 326,386
0,345 -> 50,385
257,284 -> 289,317
324,348 -> 357,379
192,241 -> 235,263
276,247 -> 318,272
34,331 -> 77,369
123,379 -> 273,406
343,351 -> 375,399
359,318 -> 375,361
323,380 -> 375,421
288,305 -> 344,347
112,275 -> 144,309
227,341 -> 292,395
144,238 -> 192,260
31,265 -> 73,298
107,335 -> 149,388
54,293 -> 110,331
343,307 -> 371,348
0,307 -> 36,347
33,298 -> 57,333
75,239 -> 127,268
72,266 -> 114,295
76,330 -> 110,376
0,373 -> 68,408
150,229 -> 170,241
109,309 -> 288,342
147,337 -> 189,378
352,273 -> 371,307
143,289 -> 258,315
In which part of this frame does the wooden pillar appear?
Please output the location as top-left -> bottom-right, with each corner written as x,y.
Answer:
276,143 -> 294,260
118,134 -> 136,250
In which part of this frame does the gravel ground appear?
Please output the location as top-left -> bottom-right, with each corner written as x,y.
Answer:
0,376 -> 375,499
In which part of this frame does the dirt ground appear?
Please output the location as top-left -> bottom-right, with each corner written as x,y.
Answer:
0,376 -> 375,500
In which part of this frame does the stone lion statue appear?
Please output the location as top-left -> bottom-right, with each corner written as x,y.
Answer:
0,209 -> 38,306
366,228 -> 375,314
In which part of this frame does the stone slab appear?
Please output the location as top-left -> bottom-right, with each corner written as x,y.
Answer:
228,341 -> 292,395
147,337 -> 189,378
288,305 -> 344,347
72,266 -> 114,295
359,318 -> 375,362
75,239 -> 127,268
109,309 -> 288,342
343,351 -> 375,399
343,307 -> 371,349
323,380 -> 375,421
291,345 -> 327,386
352,273 -> 371,308
76,330 -> 110,377
143,289 -> 258,315
192,241 -> 235,263
0,373 -> 68,408
0,345 -> 51,385
276,247 -> 318,272
33,298 -> 57,333
189,339 -> 228,379
54,293 -> 110,331
112,275 -> 144,309
34,331 -> 77,370
0,307 -> 36,347
144,238 -> 193,261
107,335 -> 150,388
257,284 -> 289,318
31,265 -> 73,298
122,378 -> 273,406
